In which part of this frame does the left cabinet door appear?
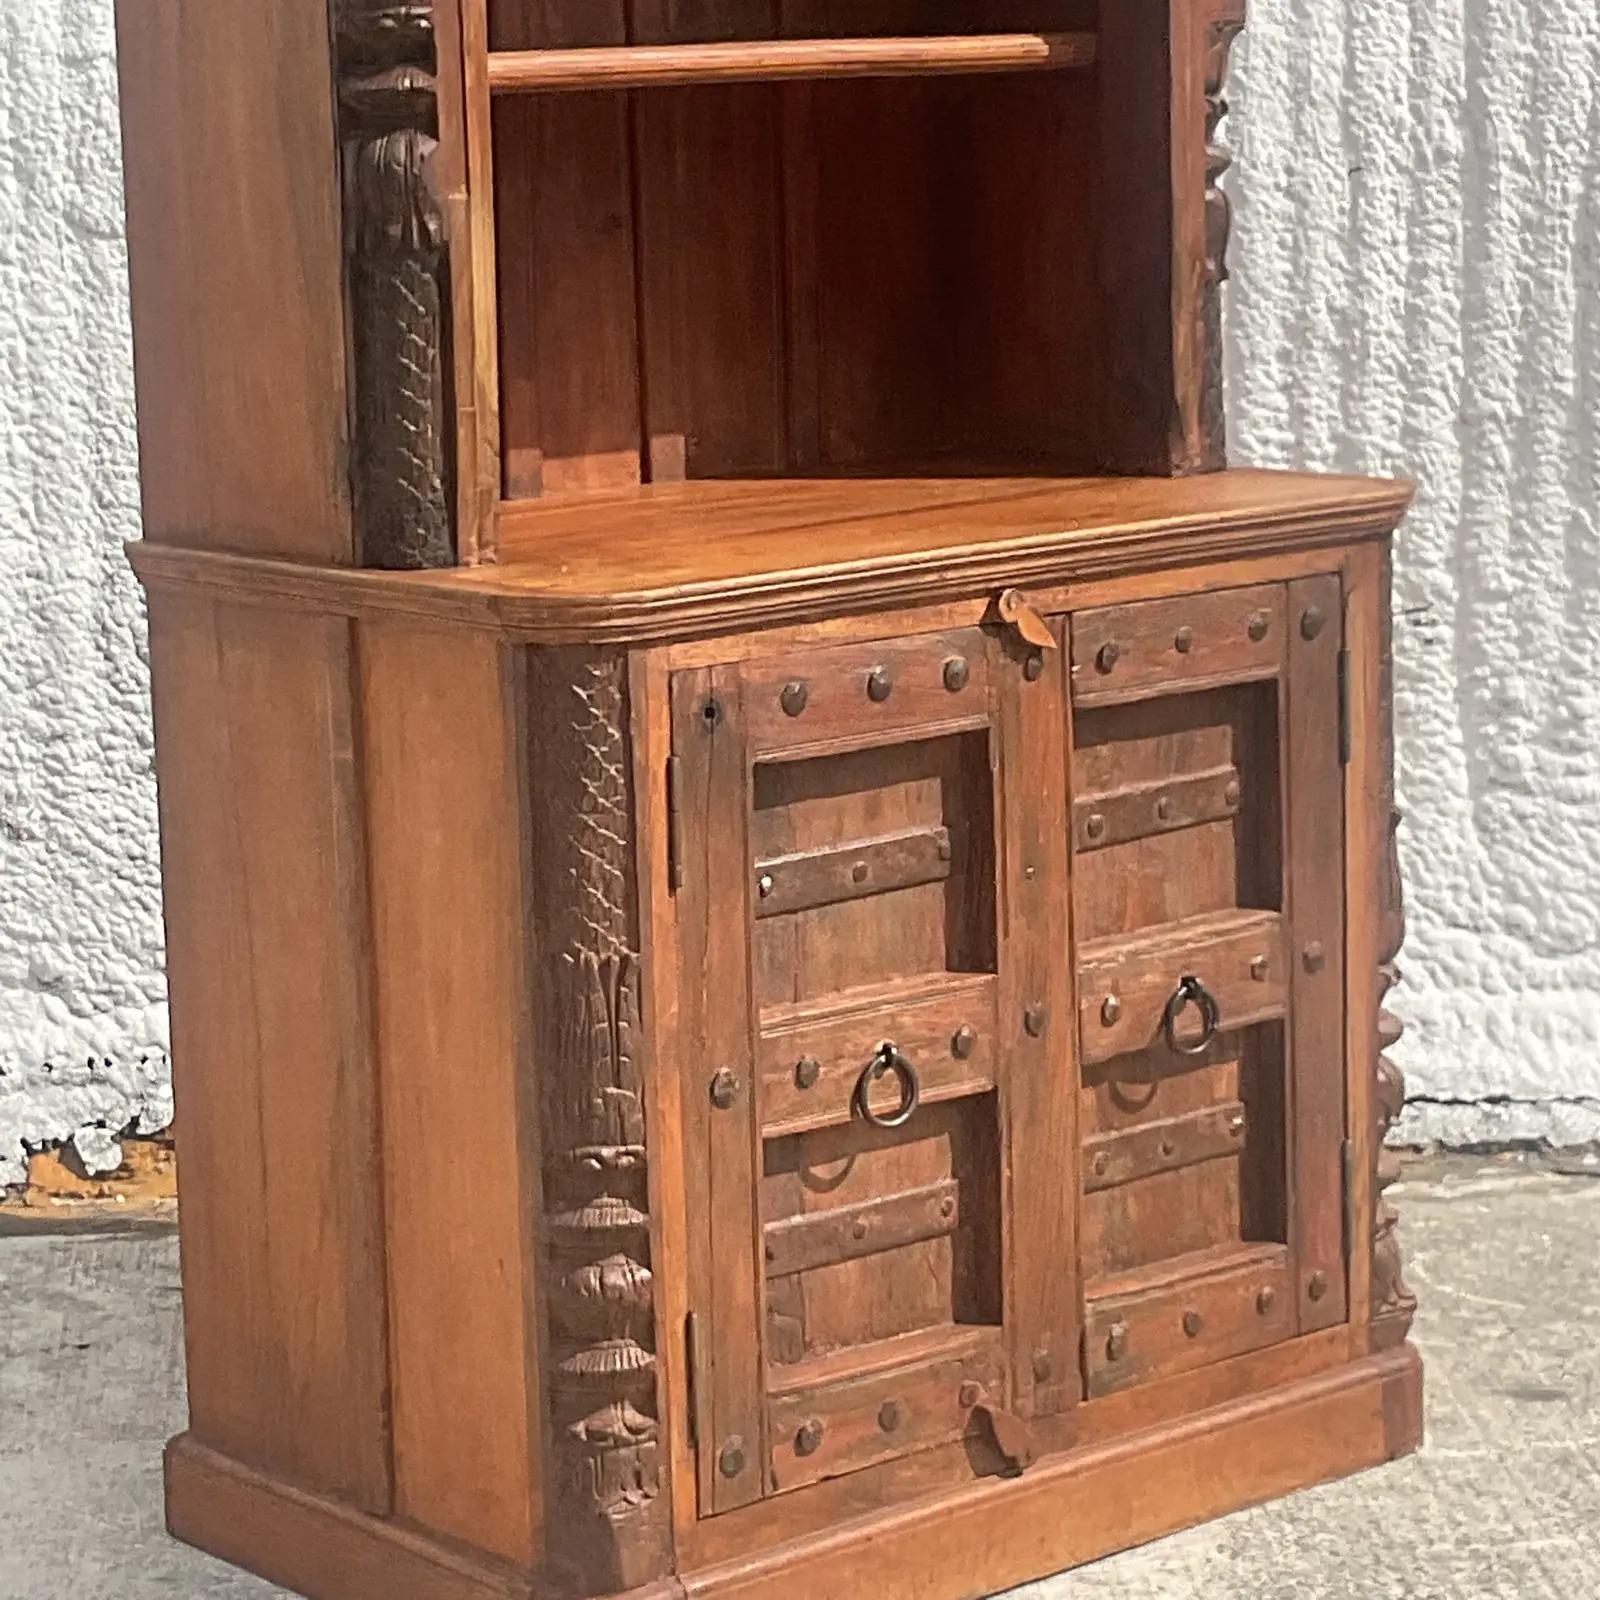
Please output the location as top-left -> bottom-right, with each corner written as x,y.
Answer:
670,625 -> 1077,1517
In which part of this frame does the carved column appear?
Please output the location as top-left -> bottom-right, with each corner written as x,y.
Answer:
1199,0 -> 1246,466
526,650 -> 670,1594
1371,558 -> 1418,1350
335,1 -> 454,569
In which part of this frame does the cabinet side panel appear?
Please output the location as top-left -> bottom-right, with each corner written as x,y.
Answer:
359,624 -> 542,1567
145,594 -> 389,1509
114,2 -> 353,561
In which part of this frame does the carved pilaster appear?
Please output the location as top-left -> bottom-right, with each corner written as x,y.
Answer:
1371,559 -> 1418,1349
527,650 -> 670,1594
1199,0 -> 1246,466
335,1 -> 453,569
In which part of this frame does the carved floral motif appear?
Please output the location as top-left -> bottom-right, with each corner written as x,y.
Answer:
335,1 -> 453,568
1372,565 -> 1417,1349
530,652 -> 669,1592
1200,3 -> 1246,466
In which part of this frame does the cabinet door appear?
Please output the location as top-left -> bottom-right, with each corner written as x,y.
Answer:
1067,575 -> 1348,1397
671,625 -> 1076,1515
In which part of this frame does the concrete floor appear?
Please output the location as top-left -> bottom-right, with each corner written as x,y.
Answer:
1,1154 -> 1596,1600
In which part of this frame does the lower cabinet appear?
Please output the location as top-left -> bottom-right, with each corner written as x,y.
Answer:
669,574 -> 1355,1515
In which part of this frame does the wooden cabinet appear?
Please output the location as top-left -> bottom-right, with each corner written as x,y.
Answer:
673,625 -> 1073,1511
663,572 -> 1367,1526
114,0 -> 1423,1596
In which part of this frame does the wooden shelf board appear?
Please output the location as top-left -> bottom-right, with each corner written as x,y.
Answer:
486,32 -> 1097,94
129,470 -> 1416,644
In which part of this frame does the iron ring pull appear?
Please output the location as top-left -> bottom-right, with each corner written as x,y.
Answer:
1161,974 -> 1221,1057
853,1042 -> 921,1129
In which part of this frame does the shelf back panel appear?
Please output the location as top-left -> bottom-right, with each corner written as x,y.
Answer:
491,65 -> 1101,498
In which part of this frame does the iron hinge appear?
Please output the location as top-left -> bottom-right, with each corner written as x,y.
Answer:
666,753 -> 685,893
1336,648 -> 1351,766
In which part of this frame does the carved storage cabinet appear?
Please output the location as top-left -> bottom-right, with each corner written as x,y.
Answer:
116,2 -> 1422,1598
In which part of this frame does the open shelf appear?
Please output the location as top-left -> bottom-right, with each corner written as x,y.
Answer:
485,31 -> 1097,93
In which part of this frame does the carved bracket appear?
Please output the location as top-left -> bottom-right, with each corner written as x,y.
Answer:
335,1 -> 454,568
528,652 -> 670,1594
1371,563 -> 1417,1349
1199,0 -> 1247,468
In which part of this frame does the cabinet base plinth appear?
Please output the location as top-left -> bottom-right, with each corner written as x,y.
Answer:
167,1345 -> 1421,1600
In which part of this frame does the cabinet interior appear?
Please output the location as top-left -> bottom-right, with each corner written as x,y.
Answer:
487,1 -> 1106,503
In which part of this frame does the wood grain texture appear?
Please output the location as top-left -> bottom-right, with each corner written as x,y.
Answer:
123,0 -> 1425,1573
486,33 -> 1096,91
1096,0 -> 1245,475
682,1346 -> 1422,1600
757,975 -> 997,1136
680,1318 -> 1355,1570
1284,573 -> 1349,1332
767,1337 -> 1007,1493
1077,908 -> 1288,1066
441,0 -> 498,562
752,825 -> 953,919
989,622 -> 1080,1417
1070,583 -> 1285,706
489,0 -> 643,496
359,623 -> 541,1566
1083,1100 -> 1249,1193
146,595 -> 389,1509
741,628 -> 989,751
113,0 -> 353,561
762,1179 -> 961,1279
1084,1243 -> 1293,1396
165,1437 -> 539,1600
131,470 -> 1416,644
1073,761 -> 1242,851
671,666 -> 767,1517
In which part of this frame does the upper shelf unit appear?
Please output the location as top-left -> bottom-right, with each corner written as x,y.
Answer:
484,32 -> 1099,93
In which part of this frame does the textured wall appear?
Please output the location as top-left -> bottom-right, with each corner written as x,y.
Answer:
0,3 -> 169,1186
0,1 -> 1597,1182
1229,4 -> 1600,1144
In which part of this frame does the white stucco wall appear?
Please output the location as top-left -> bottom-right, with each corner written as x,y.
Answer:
1,4 -> 170,1186
1,2 -> 1597,1184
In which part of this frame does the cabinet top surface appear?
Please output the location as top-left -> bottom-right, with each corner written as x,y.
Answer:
133,470 -> 1412,643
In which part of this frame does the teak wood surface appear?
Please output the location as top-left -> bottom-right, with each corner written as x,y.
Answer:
116,0 -> 1424,1595
485,33 -> 1098,92
129,469 -> 1413,642
136,499 -> 1423,1600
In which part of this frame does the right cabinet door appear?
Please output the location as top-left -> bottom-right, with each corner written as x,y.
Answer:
1067,575 -> 1348,1397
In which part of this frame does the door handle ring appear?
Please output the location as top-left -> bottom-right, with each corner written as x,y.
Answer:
1161,974 -> 1220,1056
854,1042 -> 921,1129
